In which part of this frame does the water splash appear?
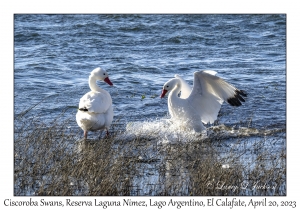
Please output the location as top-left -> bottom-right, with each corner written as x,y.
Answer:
116,117 -> 285,144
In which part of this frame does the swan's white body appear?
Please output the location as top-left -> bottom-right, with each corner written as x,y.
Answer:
160,70 -> 247,132
76,67 -> 114,139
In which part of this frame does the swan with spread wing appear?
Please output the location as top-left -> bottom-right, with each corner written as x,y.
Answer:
160,70 -> 247,132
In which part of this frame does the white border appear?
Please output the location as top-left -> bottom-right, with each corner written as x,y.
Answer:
1,0 -> 299,209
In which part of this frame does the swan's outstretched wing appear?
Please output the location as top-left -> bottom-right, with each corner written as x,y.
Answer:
79,91 -> 112,113
174,74 -> 192,99
187,70 -> 247,124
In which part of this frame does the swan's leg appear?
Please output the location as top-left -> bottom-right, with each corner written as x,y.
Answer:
105,128 -> 109,137
98,130 -> 104,140
84,130 -> 88,139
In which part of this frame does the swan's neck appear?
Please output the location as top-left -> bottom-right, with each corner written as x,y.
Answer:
89,75 -> 102,92
168,81 -> 182,107
170,82 -> 181,99
168,81 -> 183,118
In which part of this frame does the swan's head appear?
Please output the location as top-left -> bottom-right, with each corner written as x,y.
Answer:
160,78 -> 179,98
90,67 -> 113,86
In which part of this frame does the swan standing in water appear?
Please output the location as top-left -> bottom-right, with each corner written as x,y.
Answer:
160,70 -> 247,132
76,67 -> 114,139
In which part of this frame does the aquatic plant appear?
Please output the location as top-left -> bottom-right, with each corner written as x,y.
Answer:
14,111 -> 286,196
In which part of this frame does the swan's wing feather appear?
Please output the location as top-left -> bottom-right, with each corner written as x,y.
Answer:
187,71 -> 246,124
187,88 -> 223,124
174,74 -> 192,99
79,91 -> 112,113
202,70 -> 217,76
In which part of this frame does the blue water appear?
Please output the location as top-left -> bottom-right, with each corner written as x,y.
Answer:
14,14 -> 286,135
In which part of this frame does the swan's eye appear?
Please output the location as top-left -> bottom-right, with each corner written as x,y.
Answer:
166,85 -> 169,88
103,73 -> 106,75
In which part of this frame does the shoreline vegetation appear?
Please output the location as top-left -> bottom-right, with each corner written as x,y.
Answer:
14,108 -> 286,196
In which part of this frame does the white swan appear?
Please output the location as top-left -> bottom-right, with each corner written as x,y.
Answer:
160,70 -> 247,132
76,67 -> 114,139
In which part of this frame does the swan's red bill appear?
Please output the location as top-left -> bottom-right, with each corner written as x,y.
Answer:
160,89 -> 168,98
104,77 -> 113,86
